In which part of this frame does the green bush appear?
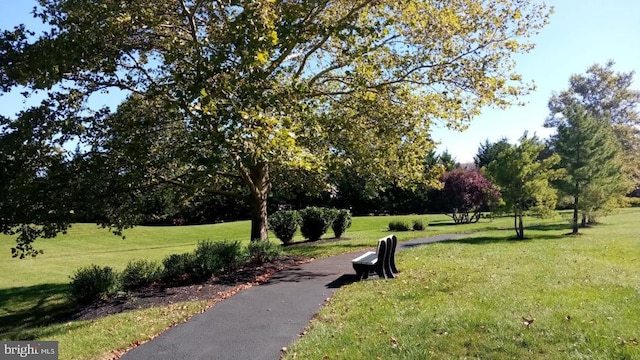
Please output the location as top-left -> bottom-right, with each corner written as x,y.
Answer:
248,241 -> 282,265
332,209 -> 352,238
162,252 -> 198,284
268,210 -> 301,244
193,240 -> 246,280
412,220 -> 425,231
300,207 -> 337,241
388,220 -> 410,231
69,265 -> 120,305
120,259 -> 162,291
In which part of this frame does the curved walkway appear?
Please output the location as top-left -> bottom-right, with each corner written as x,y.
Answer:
121,233 -> 465,360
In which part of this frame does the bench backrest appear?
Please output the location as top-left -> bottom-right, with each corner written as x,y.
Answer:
375,238 -> 387,266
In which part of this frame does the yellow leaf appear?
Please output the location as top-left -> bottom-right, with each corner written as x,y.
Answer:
255,51 -> 268,65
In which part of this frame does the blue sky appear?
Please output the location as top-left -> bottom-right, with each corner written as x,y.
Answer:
432,0 -> 640,163
2,1 -> 639,163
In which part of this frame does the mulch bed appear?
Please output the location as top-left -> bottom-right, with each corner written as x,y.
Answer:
71,255 -> 312,322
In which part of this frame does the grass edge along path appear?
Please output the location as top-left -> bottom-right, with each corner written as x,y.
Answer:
1,209 -> 638,359
283,209 -> 640,360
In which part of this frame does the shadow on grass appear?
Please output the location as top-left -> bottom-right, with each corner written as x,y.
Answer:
527,223 -> 572,231
0,283 -> 79,339
445,232 -> 565,245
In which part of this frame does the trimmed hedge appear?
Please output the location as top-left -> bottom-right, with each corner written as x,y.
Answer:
300,207 -> 337,241
69,265 -> 120,305
332,209 -> 352,238
268,210 -> 301,244
121,259 -> 162,291
389,220 -> 410,231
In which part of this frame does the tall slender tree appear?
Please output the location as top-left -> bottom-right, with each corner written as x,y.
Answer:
550,105 -> 623,234
1,0 -> 551,256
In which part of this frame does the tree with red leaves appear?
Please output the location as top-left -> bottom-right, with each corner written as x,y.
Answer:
440,169 -> 500,224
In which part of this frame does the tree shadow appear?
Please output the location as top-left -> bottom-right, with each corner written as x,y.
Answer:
427,221 -> 458,227
526,223 -> 572,232
445,232 -> 565,245
0,283 -> 80,339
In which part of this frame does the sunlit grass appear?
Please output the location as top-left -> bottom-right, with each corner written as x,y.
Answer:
2,209 -> 637,359
284,208 -> 640,359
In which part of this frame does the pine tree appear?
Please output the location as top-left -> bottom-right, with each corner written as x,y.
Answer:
550,105 -> 623,234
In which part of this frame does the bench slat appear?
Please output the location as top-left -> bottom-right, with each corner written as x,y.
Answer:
351,252 -> 377,265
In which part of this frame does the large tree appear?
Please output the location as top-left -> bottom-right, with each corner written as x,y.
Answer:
546,60 -> 640,187
550,105 -> 623,234
484,133 -> 561,239
1,0 -> 550,256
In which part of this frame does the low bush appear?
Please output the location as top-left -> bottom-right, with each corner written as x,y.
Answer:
162,252 -> 198,284
412,220 -> 425,231
388,221 -> 410,231
193,240 -> 246,280
69,265 -> 120,305
332,209 -> 352,238
300,207 -> 337,241
269,210 -> 301,244
248,241 -> 282,265
120,259 -> 162,291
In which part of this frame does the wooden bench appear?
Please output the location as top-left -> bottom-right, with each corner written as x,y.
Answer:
351,235 -> 398,280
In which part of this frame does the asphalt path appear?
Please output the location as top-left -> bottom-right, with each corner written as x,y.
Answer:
120,233 -> 465,360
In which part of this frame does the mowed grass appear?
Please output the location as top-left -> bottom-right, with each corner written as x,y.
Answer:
0,213 -> 505,359
284,208 -> 640,360
2,210 -> 637,359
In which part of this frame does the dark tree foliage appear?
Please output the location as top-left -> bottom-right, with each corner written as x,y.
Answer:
439,168 -> 500,224
474,137 -> 511,169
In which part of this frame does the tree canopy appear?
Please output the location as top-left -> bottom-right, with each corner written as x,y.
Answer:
546,60 -> 640,188
1,0 -> 551,257
484,133 -> 561,239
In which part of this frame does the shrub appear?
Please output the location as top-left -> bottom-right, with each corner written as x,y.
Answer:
388,220 -> 410,231
248,241 -> 282,265
331,209 -> 352,238
300,207 -> 337,241
193,240 -> 246,280
162,252 -> 198,284
412,220 -> 425,231
120,259 -> 162,291
268,210 -> 301,244
69,264 -> 120,305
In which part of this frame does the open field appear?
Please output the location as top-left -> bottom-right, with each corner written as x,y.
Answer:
1,209 -> 638,359
285,208 -> 640,359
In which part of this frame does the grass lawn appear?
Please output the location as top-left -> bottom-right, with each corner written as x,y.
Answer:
284,208 -> 640,359
1,209 -> 638,359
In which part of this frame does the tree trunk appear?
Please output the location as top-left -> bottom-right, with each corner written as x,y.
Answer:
572,196 -> 579,234
518,213 -> 524,240
580,214 -> 587,228
247,162 -> 270,241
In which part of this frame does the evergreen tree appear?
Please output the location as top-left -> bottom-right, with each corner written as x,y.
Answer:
550,105 -> 623,234
474,137 -> 510,169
